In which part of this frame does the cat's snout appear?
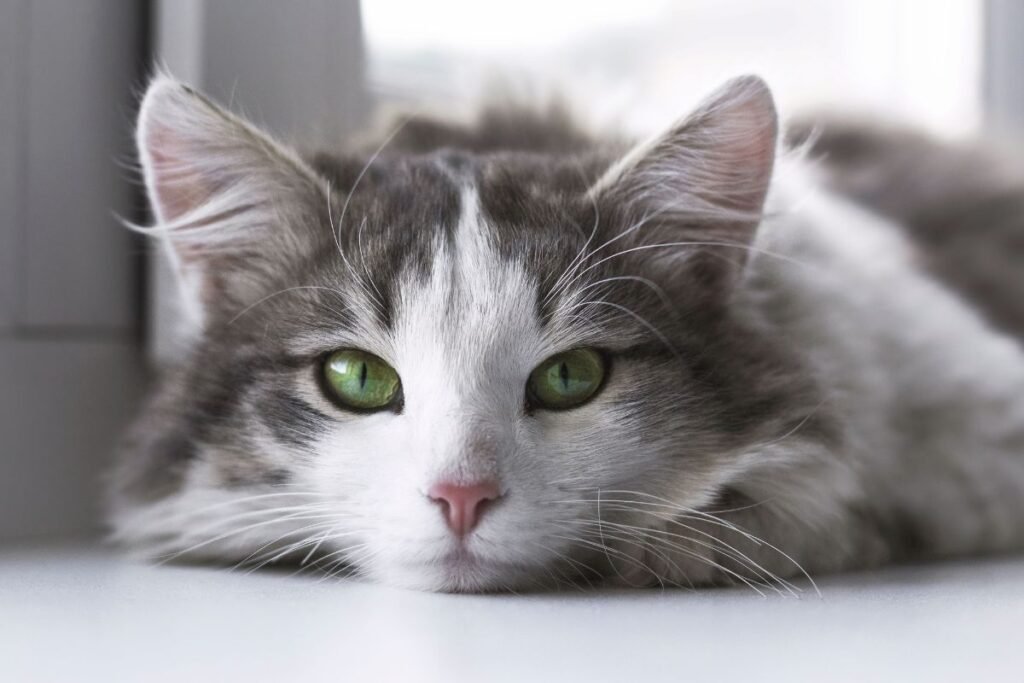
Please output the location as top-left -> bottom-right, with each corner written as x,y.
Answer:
427,480 -> 502,537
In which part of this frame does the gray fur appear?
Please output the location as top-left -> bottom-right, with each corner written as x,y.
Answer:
108,74 -> 1024,593
790,118 -> 1024,341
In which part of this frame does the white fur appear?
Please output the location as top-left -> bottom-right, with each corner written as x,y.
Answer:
114,75 -> 1024,592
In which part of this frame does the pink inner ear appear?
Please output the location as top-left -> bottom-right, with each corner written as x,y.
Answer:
704,92 -> 778,214
595,76 -> 778,223
143,119 -> 211,224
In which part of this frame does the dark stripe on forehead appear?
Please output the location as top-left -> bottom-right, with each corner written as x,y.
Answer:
472,153 -> 613,326
313,152 -> 464,330
431,149 -> 476,182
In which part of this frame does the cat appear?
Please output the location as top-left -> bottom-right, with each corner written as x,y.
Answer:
108,73 -> 1024,593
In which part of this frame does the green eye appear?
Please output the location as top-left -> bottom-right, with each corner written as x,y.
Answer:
323,349 -> 401,412
527,348 -> 607,410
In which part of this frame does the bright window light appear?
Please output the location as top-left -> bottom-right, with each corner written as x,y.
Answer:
363,0 -> 982,138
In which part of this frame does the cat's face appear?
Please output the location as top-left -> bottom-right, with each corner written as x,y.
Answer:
112,75 -> 811,591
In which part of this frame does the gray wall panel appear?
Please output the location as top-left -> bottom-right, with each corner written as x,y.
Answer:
0,338 -> 144,541
202,0 -> 368,149
0,1 -> 147,542
21,0 -> 143,330
0,0 -> 27,332
985,0 -> 1024,132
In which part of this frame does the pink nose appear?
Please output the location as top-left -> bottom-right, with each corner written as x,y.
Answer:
428,481 -> 502,537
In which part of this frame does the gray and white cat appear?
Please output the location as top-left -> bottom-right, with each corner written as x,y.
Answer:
109,73 -> 1024,593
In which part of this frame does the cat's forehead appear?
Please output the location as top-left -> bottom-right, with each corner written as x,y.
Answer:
316,150 -> 597,274
382,183 -> 548,410
272,151 -> 653,359
319,153 -> 592,307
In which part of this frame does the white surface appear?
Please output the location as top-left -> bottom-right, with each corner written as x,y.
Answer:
2,543 -> 1022,682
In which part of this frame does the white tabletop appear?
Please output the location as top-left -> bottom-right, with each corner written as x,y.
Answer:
2,542 -> 1022,682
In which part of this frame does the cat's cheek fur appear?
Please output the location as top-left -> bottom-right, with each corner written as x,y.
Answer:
108,455 -> 313,564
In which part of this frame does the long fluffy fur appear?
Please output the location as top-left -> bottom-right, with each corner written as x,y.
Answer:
109,74 -> 1024,593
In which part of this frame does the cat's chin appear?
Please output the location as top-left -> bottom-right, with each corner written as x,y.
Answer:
372,551 -> 544,593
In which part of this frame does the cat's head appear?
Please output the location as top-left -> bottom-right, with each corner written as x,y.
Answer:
111,74 -> 818,591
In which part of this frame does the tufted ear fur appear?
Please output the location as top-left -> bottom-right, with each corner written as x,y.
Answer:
590,75 -> 778,289
136,74 -> 328,325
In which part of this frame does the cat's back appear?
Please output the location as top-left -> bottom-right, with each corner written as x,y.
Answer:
791,119 -> 1024,343
740,156 -> 1024,558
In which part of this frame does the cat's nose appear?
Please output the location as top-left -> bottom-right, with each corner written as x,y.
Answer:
427,480 -> 502,537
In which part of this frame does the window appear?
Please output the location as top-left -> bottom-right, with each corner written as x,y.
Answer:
364,0 -> 982,138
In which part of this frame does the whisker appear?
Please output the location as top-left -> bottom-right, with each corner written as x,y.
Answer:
154,508 -> 339,563
551,488 -> 819,596
565,299 -> 681,360
234,521 -> 350,572
227,286 -> 349,325
576,517 -> 795,597
544,160 -> 603,305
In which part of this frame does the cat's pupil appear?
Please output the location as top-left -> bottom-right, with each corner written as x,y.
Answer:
359,362 -> 368,390
559,362 -> 570,390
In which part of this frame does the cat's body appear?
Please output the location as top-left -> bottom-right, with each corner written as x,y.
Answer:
110,75 -> 1024,592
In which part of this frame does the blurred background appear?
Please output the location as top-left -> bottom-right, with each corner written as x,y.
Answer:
1,0 -> 1022,546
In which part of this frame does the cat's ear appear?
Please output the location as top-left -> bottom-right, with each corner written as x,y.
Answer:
591,75 -> 777,278
136,74 -> 326,320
